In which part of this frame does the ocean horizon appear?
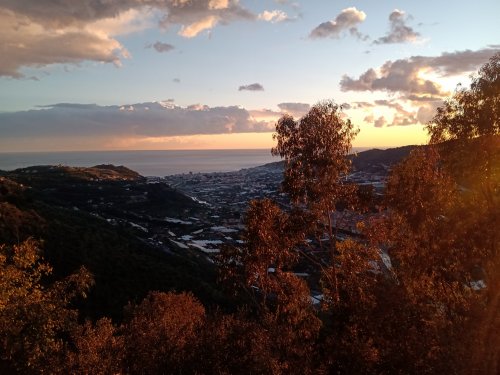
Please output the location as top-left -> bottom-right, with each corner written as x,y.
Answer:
0,148 -> 371,176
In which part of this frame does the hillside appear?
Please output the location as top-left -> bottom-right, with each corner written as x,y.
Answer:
253,144 -> 416,175
349,145 -> 416,173
0,165 -> 226,320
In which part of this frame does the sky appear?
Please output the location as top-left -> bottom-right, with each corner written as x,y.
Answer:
0,0 -> 499,152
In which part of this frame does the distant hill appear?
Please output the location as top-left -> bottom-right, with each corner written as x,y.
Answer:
252,145 -> 417,175
349,145 -> 417,173
0,164 -> 142,186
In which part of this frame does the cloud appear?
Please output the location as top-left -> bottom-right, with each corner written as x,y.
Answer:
277,102 -> 310,117
86,8 -> 155,37
208,0 -> 230,10
374,116 -> 386,128
238,83 -> 264,91
38,103 -> 100,110
177,15 -> 219,37
0,102 -> 274,144
0,10 -> 130,78
159,0 -> 255,38
390,114 -> 417,126
340,47 -> 500,96
403,94 -> 443,102
374,9 -> 420,44
0,0 -> 256,77
147,41 -> 175,53
0,5 -> 139,78
363,114 -> 386,128
258,10 -> 291,23
0,0 -> 138,28
426,48 -> 500,75
309,7 -> 366,40
0,1 -> 254,31
352,102 -> 375,109
340,62 -> 442,95
374,100 -> 414,117
0,8 -> 135,78
416,105 -> 436,124
359,96 -> 443,127
0,0 -> 307,78
373,100 -> 418,126
173,78 -> 181,83
248,108 -> 282,123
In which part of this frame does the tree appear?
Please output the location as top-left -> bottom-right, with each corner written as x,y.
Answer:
122,291 -> 205,374
65,318 -> 124,375
221,100 -> 360,308
0,239 -> 93,374
427,52 -> 499,199
272,100 -> 359,302
192,311 -> 279,374
426,54 -> 499,373
319,239 -> 381,374
272,101 -> 358,215
427,52 -> 499,142
361,147 -> 477,374
362,54 -> 500,370
219,199 -> 304,306
220,101 -> 381,373
218,199 -> 321,373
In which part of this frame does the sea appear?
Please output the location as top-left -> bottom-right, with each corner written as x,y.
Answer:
0,148 -> 369,177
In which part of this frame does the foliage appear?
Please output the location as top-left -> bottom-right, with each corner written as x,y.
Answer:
428,52 -> 499,142
122,291 -> 205,374
272,100 -> 358,214
384,146 -> 458,230
218,198 -> 321,373
363,141 -> 499,373
192,312 -> 278,374
272,100 -> 359,299
65,318 -> 124,375
0,239 -> 92,374
427,52 -> 500,202
220,101 -> 384,373
424,56 -> 499,374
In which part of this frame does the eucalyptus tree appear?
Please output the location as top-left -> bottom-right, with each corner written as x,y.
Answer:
272,100 -> 359,302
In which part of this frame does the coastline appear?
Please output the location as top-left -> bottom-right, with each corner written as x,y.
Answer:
0,147 -> 373,176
